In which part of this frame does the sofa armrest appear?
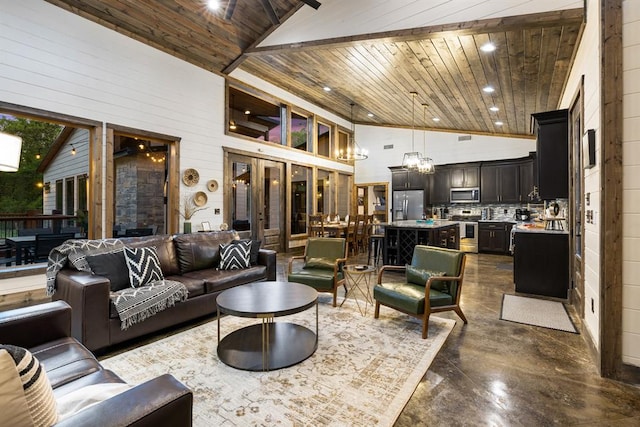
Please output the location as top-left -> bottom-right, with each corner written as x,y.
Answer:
53,269 -> 112,352
258,249 -> 277,281
0,300 -> 72,348
55,374 -> 193,427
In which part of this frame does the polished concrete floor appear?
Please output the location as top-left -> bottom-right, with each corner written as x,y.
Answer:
3,251 -> 640,425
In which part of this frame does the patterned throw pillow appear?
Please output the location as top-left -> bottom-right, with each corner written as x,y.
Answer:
219,240 -> 251,270
123,246 -> 164,287
0,345 -> 58,427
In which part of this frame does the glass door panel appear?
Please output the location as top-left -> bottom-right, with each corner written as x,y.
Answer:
260,160 -> 284,252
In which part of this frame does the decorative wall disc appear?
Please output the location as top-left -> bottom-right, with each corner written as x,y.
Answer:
207,179 -> 219,192
182,168 -> 199,187
194,191 -> 208,207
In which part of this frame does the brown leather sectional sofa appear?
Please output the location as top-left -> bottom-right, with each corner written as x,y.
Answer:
0,300 -> 193,426
53,231 -> 276,353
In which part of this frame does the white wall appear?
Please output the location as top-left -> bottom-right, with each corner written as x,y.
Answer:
558,0 -> 602,355
622,0 -> 640,367
354,124 -> 536,184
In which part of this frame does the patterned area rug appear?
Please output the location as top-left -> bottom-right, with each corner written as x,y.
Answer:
101,295 -> 455,426
500,294 -> 578,333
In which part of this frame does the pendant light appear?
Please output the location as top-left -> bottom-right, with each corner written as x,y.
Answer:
0,131 -> 22,172
337,103 -> 368,161
401,92 -> 422,170
418,103 -> 435,174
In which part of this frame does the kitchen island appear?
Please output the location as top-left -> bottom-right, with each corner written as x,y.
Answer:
384,220 -> 460,266
513,225 -> 569,299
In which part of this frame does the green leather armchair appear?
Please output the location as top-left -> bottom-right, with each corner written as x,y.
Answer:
287,237 -> 347,307
374,245 -> 467,338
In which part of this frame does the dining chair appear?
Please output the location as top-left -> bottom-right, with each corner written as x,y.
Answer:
308,214 -> 326,237
25,232 -> 76,263
355,214 -> 368,254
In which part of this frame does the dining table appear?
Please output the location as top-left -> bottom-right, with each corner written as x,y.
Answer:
5,233 -> 83,265
322,221 -> 348,237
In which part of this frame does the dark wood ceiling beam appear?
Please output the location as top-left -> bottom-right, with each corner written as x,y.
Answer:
224,0 -> 237,21
245,8 -> 584,56
261,0 -> 281,25
222,2 -> 303,74
300,0 -> 321,9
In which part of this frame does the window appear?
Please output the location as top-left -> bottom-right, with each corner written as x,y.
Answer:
317,121 -> 331,157
291,164 -> 312,235
337,173 -> 352,218
317,169 -> 335,215
336,130 -> 350,161
291,111 -> 309,152
65,178 -> 74,216
55,180 -> 63,212
228,87 -> 283,145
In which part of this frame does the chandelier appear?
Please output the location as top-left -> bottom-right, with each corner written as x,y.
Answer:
417,103 -> 435,174
337,103 -> 368,161
402,92 -> 422,170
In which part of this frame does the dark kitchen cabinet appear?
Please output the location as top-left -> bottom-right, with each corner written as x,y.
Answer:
532,109 -> 569,200
481,164 -> 519,203
518,158 -> 538,202
384,224 -> 460,266
431,167 -> 450,204
514,231 -> 569,298
391,168 -> 426,191
449,164 -> 480,188
478,222 -> 511,254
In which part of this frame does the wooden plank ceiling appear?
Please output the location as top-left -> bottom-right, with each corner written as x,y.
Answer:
44,1 -> 584,137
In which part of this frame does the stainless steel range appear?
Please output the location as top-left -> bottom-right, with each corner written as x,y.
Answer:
450,210 -> 480,253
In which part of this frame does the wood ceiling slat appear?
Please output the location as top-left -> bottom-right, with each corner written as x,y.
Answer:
401,40 -> 468,130
535,26 -> 563,113
45,1 -> 585,136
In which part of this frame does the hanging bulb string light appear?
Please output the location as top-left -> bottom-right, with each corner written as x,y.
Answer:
402,91 -> 423,170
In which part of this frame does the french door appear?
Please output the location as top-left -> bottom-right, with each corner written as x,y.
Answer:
569,85 -> 584,314
227,153 -> 285,252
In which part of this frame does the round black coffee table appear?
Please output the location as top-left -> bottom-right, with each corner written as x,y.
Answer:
216,281 -> 318,371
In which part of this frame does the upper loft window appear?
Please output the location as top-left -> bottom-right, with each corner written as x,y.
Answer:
291,111 -> 309,152
317,121 -> 331,157
228,87 -> 283,145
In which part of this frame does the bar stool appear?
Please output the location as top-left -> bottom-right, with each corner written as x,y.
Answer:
367,223 -> 384,266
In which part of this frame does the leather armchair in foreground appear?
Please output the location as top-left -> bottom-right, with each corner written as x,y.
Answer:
374,245 -> 468,338
0,301 -> 193,426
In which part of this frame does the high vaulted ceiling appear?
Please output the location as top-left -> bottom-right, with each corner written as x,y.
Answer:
44,0 -> 584,137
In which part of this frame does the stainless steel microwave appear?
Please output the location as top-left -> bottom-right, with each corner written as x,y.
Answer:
450,187 -> 480,203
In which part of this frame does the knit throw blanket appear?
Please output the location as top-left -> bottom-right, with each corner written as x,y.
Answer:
46,239 -> 188,330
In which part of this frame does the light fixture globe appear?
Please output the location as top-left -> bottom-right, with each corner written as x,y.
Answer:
402,152 -> 422,170
418,156 -> 435,174
0,131 -> 22,172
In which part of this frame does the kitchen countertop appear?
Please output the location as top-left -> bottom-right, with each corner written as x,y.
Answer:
512,223 -> 569,235
385,220 -> 459,228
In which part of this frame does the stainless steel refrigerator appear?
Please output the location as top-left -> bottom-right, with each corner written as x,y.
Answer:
392,190 -> 424,220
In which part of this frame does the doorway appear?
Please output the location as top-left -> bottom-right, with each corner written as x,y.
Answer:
227,153 -> 285,252
569,81 -> 584,315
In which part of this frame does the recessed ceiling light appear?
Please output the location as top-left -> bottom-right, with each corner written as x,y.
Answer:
489,106 -> 500,112
367,112 -> 374,117
495,121 -> 504,126
207,0 -> 221,11
483,86 -> 495,93
433,117 -> 440,122
323,86 -> 331,92
480,43 -> 496,52
244,110 -> 251,115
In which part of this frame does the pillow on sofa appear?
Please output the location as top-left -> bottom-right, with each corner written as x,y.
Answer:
232,239 -> 261,265
86,250 -> 130,292
0,345 -> 58,427
123,246 -> 164,287
219,240 -> 251,270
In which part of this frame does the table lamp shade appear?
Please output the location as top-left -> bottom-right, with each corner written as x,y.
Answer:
0,131 -> 22,172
